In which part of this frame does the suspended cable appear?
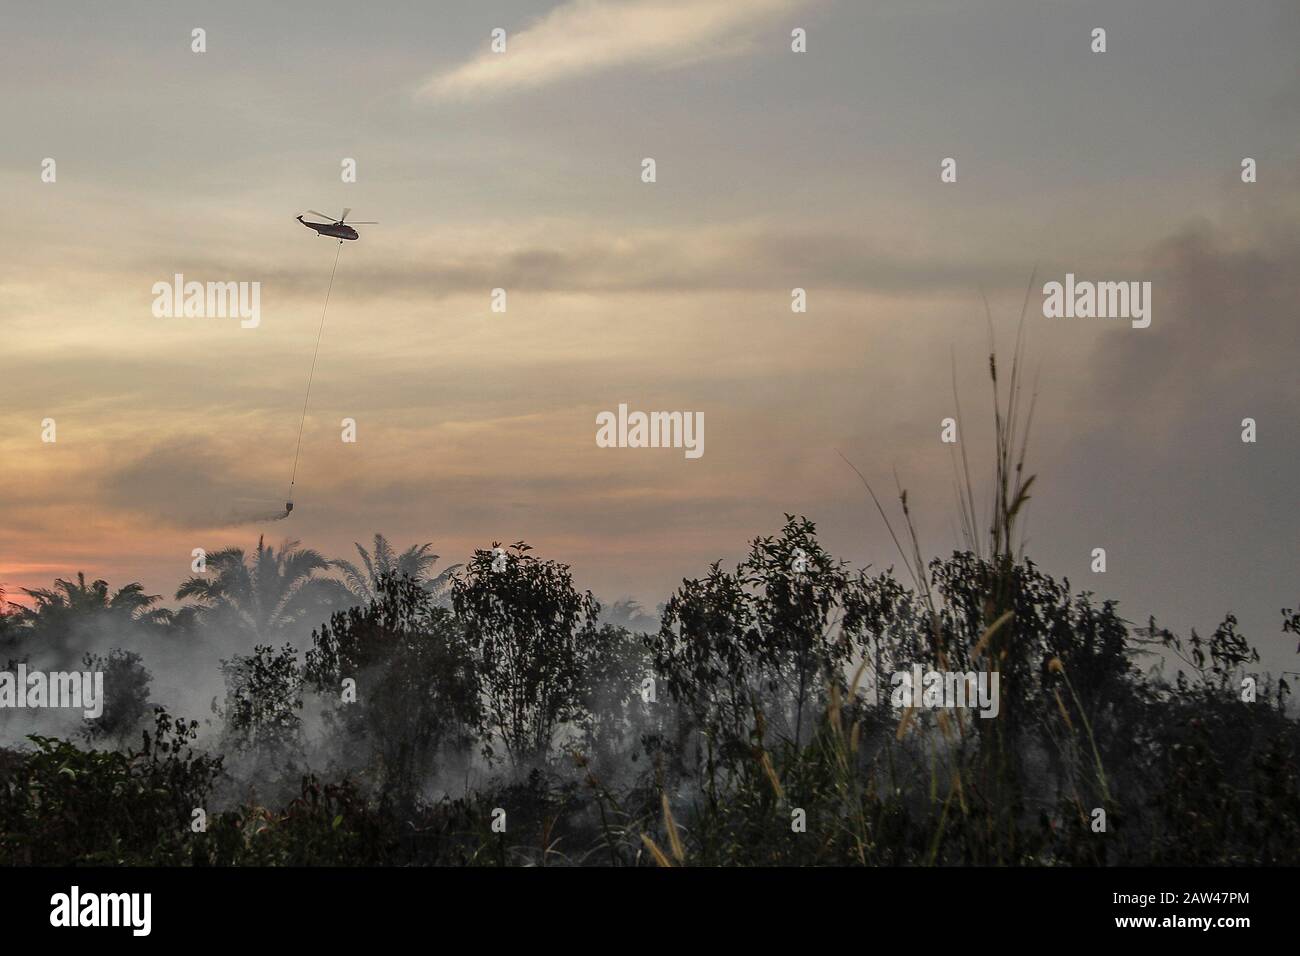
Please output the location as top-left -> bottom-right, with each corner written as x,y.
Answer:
287,239 -> 344,506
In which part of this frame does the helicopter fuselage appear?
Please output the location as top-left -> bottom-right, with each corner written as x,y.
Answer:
297,216 -> 358,240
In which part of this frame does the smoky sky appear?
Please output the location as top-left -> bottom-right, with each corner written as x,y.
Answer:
0,0 -> 1296,674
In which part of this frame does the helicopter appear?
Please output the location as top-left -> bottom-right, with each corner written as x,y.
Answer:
296,208 -> 377,241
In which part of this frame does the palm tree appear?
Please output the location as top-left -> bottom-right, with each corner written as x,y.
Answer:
176,536 -> 348,641
13,573 -> 171,641
332,533 -> 460,606
601,597 -> 661,633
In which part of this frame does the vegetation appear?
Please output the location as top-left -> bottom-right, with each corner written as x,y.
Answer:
174,536 -> 348,641
331,533 -> 458,606
0,355 -> 1296,866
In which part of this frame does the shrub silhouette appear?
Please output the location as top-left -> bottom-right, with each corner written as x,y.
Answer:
0,528 -> 1296,866
2,327 -> 1296,868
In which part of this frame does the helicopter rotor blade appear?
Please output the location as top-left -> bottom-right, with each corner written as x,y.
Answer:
306,210 -> 338,222
345,220 -> 378,224
340,207 -> 352,223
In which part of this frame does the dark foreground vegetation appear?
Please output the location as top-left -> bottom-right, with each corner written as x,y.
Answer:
2,353 -> 1296,866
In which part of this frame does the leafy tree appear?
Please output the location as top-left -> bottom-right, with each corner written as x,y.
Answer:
306,575 -> 482,809
452,543 -> 603,765
1281,600 -> 1300,654
81,648 -> 152,747
649,516 -> 854,761
575,623 -> 653,779
0,709 -> 221,865
219,644 -> 304,757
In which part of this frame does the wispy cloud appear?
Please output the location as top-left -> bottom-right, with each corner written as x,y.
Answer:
420,0 -> 808,100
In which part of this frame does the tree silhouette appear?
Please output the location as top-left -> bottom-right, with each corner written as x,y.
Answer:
452,542 -> 602,765
305,574 -> 482,810
331,534 -> 459,606
176,536 -> 347,641
13,573 -> 170,642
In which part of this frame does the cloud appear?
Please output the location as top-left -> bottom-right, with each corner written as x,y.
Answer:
420,0 -> 807,100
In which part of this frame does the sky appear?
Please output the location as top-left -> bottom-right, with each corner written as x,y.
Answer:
1,0 -> 1297,672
